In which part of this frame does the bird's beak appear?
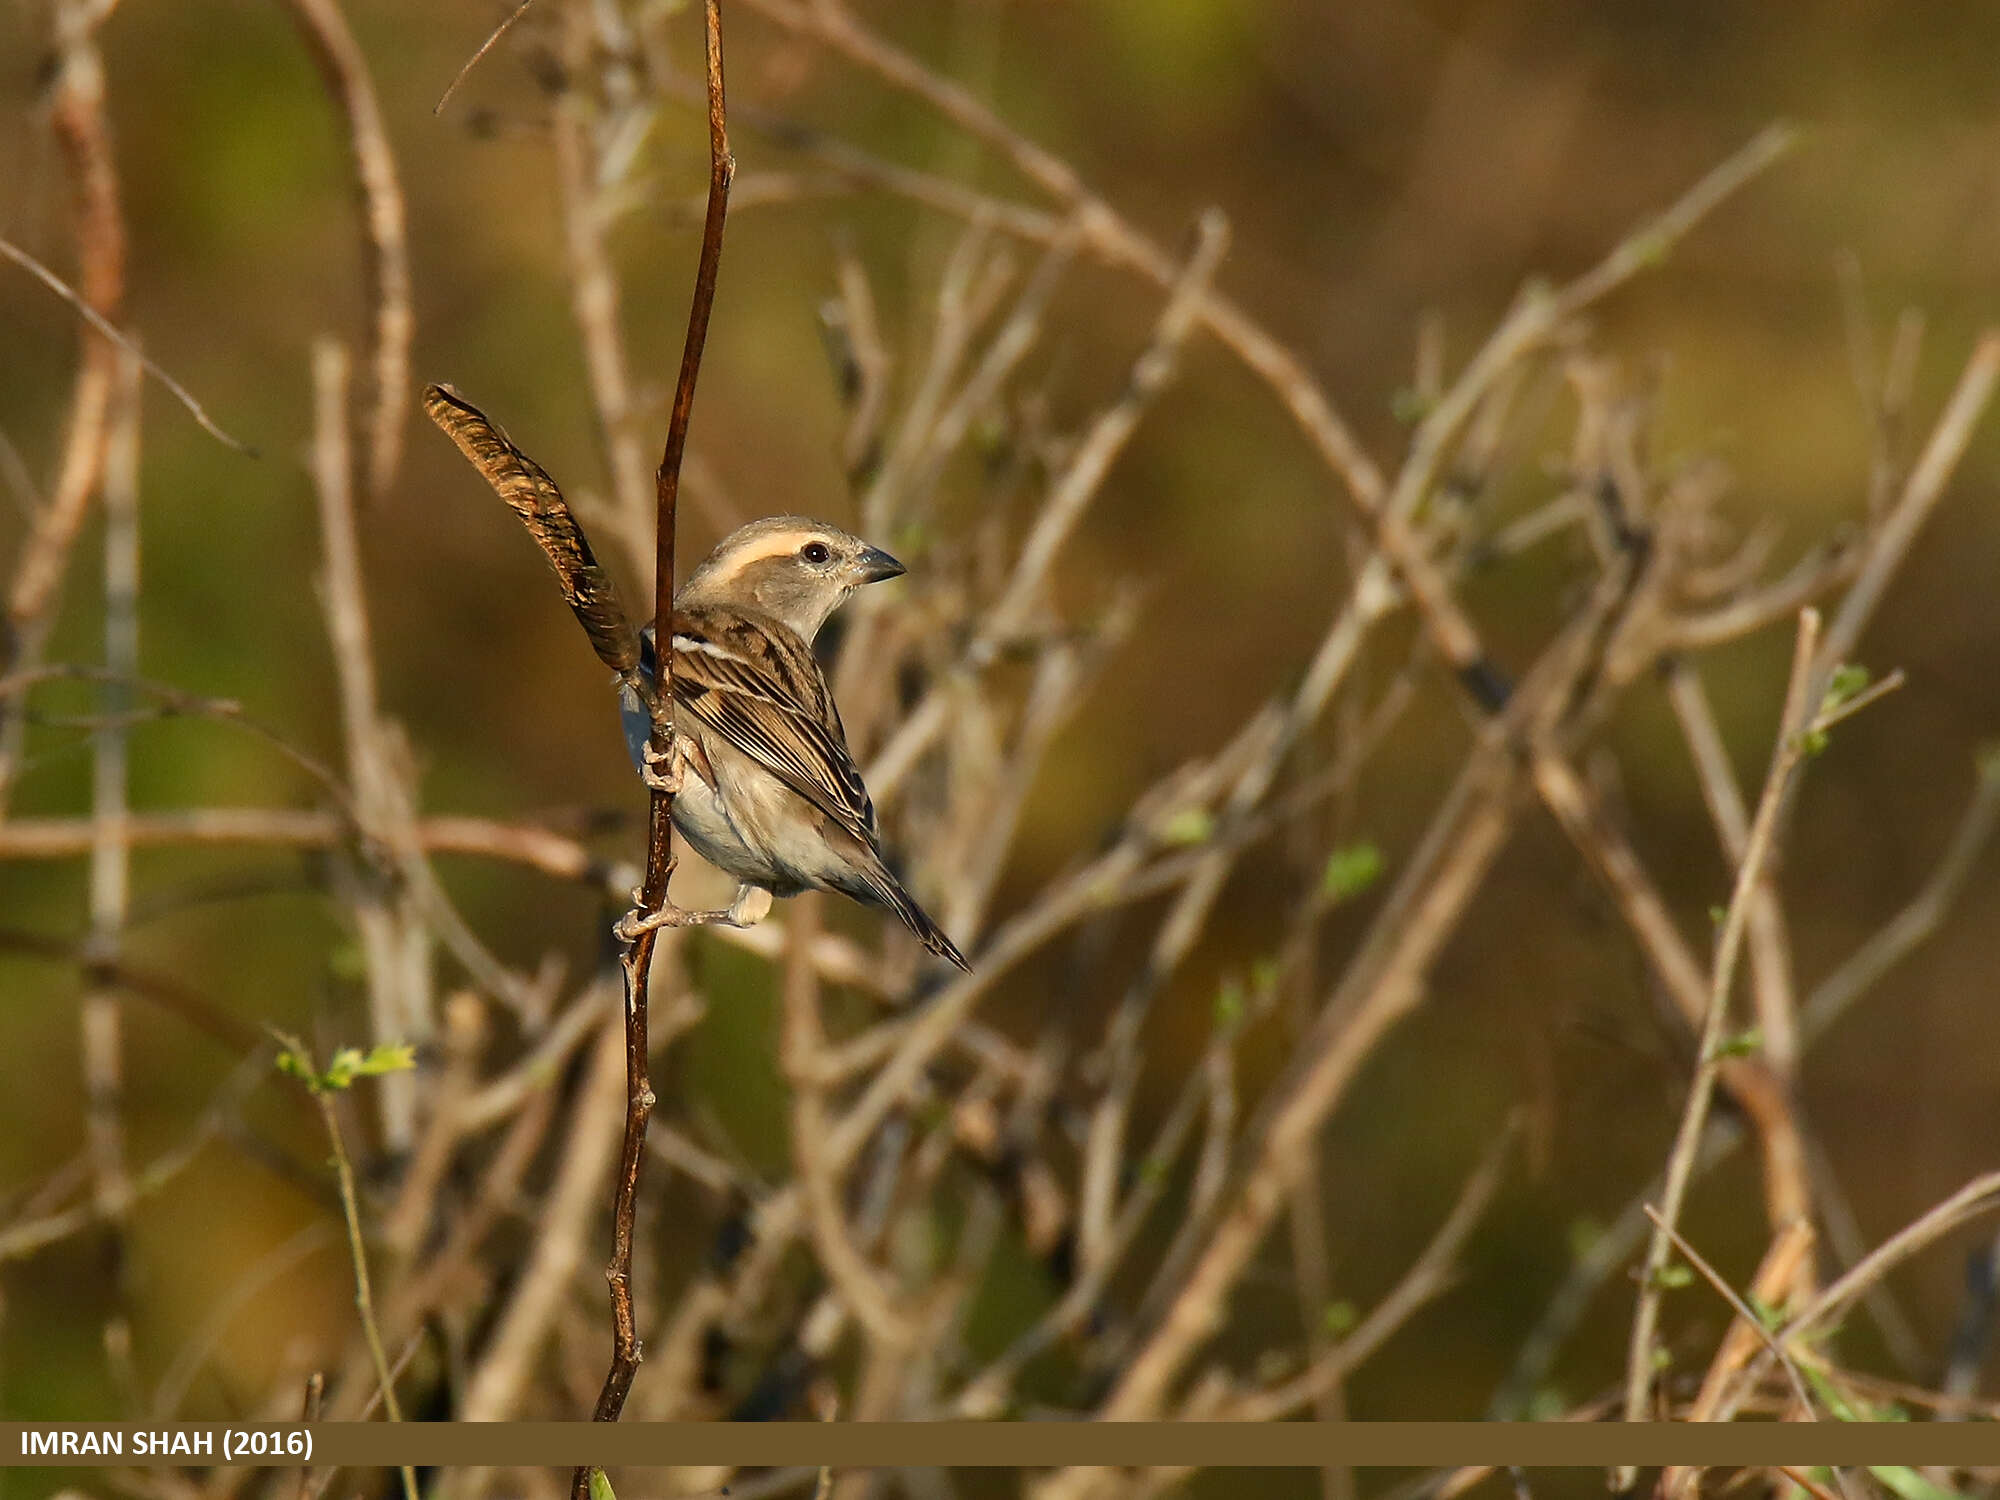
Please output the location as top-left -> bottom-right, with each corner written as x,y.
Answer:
855,545 -> 906,584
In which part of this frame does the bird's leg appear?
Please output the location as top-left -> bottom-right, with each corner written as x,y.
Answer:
726,884 -> 773,928
612,882 -> 773,944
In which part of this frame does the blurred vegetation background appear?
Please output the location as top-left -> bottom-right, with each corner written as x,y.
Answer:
4,0 -> 2000,1487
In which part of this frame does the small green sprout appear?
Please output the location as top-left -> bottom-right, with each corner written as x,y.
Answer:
1650,1260 -> 1695,1291
1322,842 -> 1384,901
1712,1027 -> 1763,1060
1160,807 -> 1215,847
276,1041 -> 416,1095
1213,978 -> 1246,1030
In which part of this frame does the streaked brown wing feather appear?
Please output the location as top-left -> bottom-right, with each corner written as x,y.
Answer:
670,606 -> 880,846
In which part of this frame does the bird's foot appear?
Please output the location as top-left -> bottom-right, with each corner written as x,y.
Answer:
641,733 -> 682,795
614,883 -> 772,943
613,890 -> 675,943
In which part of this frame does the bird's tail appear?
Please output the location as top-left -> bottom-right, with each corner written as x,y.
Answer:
856,861 -> 971,972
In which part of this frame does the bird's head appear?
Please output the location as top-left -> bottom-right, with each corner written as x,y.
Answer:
676,516 -> 905,639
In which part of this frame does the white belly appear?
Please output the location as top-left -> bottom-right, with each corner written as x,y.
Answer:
670,772 -> 775,885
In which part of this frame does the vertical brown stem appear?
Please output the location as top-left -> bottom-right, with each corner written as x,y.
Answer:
575,3 -> 732,1491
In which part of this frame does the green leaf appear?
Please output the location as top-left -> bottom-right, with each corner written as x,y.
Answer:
1804,662 -> 1876,757
1160,808 -> 1215,846
1822,663 -> 1871,712
1213,978 -> 1246,1030
274,1050 -> 319,1089
1321,1300 -> 1357,1337
1566,1215 -> 1604,1261
1802,1361 -> 1907,1423
1651,1260 -> 1695,1291
353,1043 -> 417,1077
1321,843 -> 1384,901
589,1469 -> 618,1500
278,1041 -> 415,1094
1389,387 -> 1433,424
322,1048 -> 366,1089
1745,1291 -> 1784,1330
1712,1027 -> 1762,1059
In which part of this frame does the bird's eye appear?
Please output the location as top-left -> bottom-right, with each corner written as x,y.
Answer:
800,542 -> 832,565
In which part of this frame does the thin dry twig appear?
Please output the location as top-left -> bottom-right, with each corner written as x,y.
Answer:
1643,1207 -> 1817,1423
1077,729 -> 1523,1437
1814,332 -> 2000,686
282,0 -> 412,497
435,0 -> 536,115
460,1022 -> 629,1422
296,1372 -> 324,1500
1226,1123 -> 1517,1423
1800,751 -> 2000,1044
1498,741 -> 2000,1414
1620,608 -> 1824,1438
552,1 -> 661,561
737,1 -> 1800,729
0,235 -> 252,456
1689,1170 -> 2000,1434
270,1032 -> 417,1500
312,340 -> 435,1147
0,1121 -> 214,1262
1659,1217 -> 1818,1499
0,804 -> 924,993
151,1221 -> 335,1420
869,209 -> 1228,844
1786,1170 -> 2000,1349
1662,659 -> 1803,1075
820,243 -> 891,484
781,894 -> 910,1351
81,346 -> 141,1227
2,0 -> 128,814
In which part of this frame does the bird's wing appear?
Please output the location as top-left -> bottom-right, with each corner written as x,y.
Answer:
668,606 -> 881,846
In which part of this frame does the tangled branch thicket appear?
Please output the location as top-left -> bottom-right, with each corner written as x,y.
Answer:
5,2 -> 2000,1498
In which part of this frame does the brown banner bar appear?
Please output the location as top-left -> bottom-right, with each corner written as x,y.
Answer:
6,1423 -> 2000,1470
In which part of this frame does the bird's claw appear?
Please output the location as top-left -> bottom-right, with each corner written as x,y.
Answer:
614,885 -> 675,943
641,734 -> 682,795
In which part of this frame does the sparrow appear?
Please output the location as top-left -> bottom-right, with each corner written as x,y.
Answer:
618,516 -> 970,971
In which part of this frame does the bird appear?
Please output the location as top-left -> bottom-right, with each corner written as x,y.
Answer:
617,515 -> 970,971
